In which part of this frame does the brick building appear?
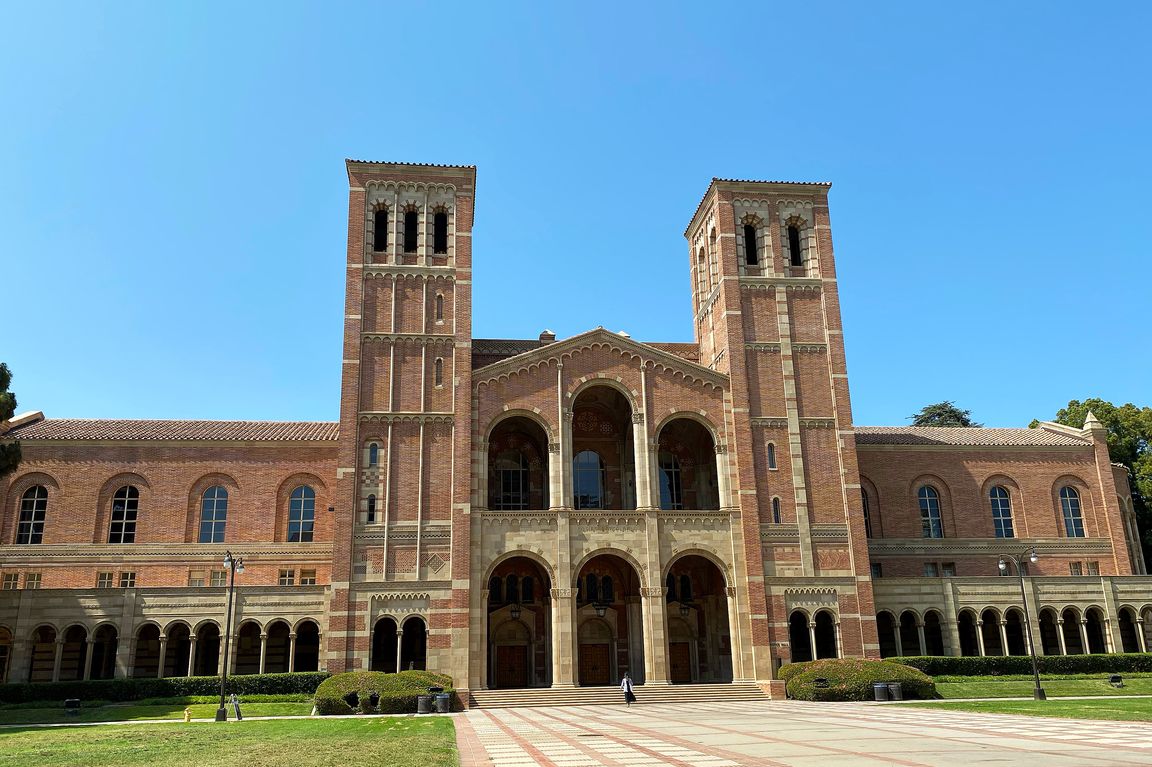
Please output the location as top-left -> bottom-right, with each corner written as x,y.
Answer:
1,161 -> 1149,694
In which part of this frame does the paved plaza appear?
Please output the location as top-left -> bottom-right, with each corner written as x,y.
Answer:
455,700 -> 1152,766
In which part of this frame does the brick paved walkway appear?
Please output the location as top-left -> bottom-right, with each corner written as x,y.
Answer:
455,700 -> 1152,766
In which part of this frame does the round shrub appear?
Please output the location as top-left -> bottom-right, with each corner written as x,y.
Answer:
785,659 -> 935,701
313,670 -> 455,715
777,661 -> 817,684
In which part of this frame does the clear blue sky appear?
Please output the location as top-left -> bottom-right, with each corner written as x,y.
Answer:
2,3 -> 1149,427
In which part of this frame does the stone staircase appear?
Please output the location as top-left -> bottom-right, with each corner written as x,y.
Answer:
467,682 -> 769,709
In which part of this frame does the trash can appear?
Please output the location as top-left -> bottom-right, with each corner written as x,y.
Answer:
64,699 -> 81,717
886,682 -> 903,701
872,682 -> 889,701
435,693 -> 451,713
417,695 -> 433,714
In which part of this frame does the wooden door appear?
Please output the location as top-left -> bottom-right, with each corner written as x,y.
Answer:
669,641 -> 692,683
495,645 -> 528,688
578,643 -> 611,686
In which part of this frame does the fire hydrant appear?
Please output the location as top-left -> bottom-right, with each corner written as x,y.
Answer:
183,707 -> 192,723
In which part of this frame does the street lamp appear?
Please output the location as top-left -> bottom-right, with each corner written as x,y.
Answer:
998,547 -> 1045,701
215,551 -> 245,722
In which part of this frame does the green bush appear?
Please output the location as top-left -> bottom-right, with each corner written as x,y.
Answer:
785,659 -> 936,701
777,661 -> 815,684
313,670 -> 455,715
0,672 -> 329,705
891,654 -> 1152,677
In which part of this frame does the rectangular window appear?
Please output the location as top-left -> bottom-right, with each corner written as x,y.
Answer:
1086,561 -> 1100,576
1069,562 -> 1083,576
1,573 -> 18,590
97,572 -> 114,588
300,569 -> 317,586
278,569 -> 295,586
24,572 -> 42,589
210,570 -> 227,587
119,571 -> 136,588
870,562 -> 882,579
923,562 -> 939,577
941,562 -> 956,577
187,570 -> 206,587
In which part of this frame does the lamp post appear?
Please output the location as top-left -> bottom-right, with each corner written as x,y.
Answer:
998,548 -> 1045,701
215,551 -> 244,722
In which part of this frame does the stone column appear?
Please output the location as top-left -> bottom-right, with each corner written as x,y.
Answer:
942,583 -> 961,656
51,639 -> 64,682
157,636 -> 168,679
714,443 -> 732,510
893,628 -> 904,658
187,635 -> 198,677
807,622 -> 817,660
998,620 -> 1010,657
632,410 -> 653,509
1103,619 -> 1116,654
916,622 -> 927,657
1137,619 -> 1148,653
395,630 -> 403,672
834,621 -> 843,659
1079,619 -> 1090,655
82,638 -> 95,680
115,636 -> 132,680
641,586 -> 670,684
548,441 -> 563,509
551,587 -> 576,687
258,634 -> 268,674
726,587 -> 746,679
1056,619 -> 1068,655
288,632 -> 297,673
975,621 -> 986,657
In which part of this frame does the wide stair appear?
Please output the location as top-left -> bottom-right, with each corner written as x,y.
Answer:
468,682 -> 768,709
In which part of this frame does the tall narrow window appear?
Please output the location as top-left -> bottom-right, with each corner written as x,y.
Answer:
489,576 -> 503,603
743,223 -> 759,266
861,489 -> 873,538
494,451 -> 529,510
108,486 -> 139,544
573,450 -> 605,509
665,572 -> 677,602
434,358 -> 444,387
918,486 -> 943,539
506,574 -> 520,604
433,211 -> 448,254
1060,486 -> 1085,537
403,210 -> 418,253
367,494 -> 377,524
658,452 -> 682,510
772,496 -> 782,524
372,208 -> 388,253
990,486 -> 1014,538
198,486 -> 228,543
288,485 -> 316,543
17,486 -> 47,544
788,223 -> 803,267
767,443 -> 777,470
696,248 -> 708,295
435,294 -> 444,322
522,576 -> 534,602
368,442 -> 379,467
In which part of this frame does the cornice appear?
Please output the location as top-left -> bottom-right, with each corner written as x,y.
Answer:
867,537 -> 1113,557
364,265 -> 457,281
0,543 -> 333,562
362,333 -> 456,345
358,412 -> 454,425
739,277 -> 823,292
750,417 -> 836,428
856,443 -> 1086,453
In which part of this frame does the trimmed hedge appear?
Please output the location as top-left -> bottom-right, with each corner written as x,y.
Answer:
784,659 -> 935,701
313,670 -> 456,715
891,654 -> 1152,677
0,672 -> 329,705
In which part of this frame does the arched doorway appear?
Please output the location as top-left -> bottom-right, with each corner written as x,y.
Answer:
1118,608 -> 1140,653
59,625 -> 88,681
371,617 -> 398,672
1038,609 -> 1061,655
90,625 -> 117,680
1085,608 -> 1107,654
656,418 -> 719,510
923,611 -> 945,656
194,623 -> 221,676
664,554 -> 732,682
575,553 -> 642,684
814,610 -> 838,659
789,612 -> 812,663
488,416 -> 549,510
571,386 -> 635,510
1004,610 -> 1026,656
235,622 -> 262,675
400,616 -> 427,671
899,611 -> 921,656
29,626 -> 57,682
165,623 -> 192,677
487,555 -> 551,688
264,621 -> 292,673
980,609 -> 1003,656
958,611 -> 979,656
876,612 -> 898,657
133,624 -> 161,678
294,620 -> 321,672
1061,608 -> 1084,654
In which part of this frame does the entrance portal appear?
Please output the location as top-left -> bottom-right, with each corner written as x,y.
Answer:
575,553 -> 643,685
486,555 -> 552,688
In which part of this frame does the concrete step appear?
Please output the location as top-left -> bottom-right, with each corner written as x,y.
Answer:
468,682 -> 769,709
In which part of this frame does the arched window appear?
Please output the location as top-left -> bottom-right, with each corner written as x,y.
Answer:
488,576 -> 503,603
198,486 -> 228,544
403,209 -> 418,253
585,573 -> 600,603
435,294 -> 444,322
767,442 -> 777,470
522,576 -> 535,603
17,485 -> 47,545
434,358 -> 444,387
493,451 -> 529,510
573,450 -> 605,509
368,442 -> 379,467
990,486 -> 1014,538
772,497 -> 782,524
696,248 -> 707,295
288,486 -> 316,543
665,572 -> 676,602
367,494 -> 377,524
601,575 -> 614,603
679,574 -> 693,602
743,223 -> 759,266
658,452 -> 682,510
788,223 -> 803,267
861,489 -> 873,538
506,574 -> 520,604
433,210 -> 448,254
109,485 -> 139,544
917,486 -> 943,538
372,208 -> 388,253
1060,486 -> 1085,537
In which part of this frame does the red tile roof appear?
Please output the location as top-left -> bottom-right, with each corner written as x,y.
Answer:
854,426 -> 1089,447
5,418 -> 339,442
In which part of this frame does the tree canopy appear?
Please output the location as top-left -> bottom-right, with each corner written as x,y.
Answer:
908,401 -> 982,427
0,362 -> 20,478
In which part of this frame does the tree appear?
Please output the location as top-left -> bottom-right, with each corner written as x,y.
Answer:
908,401 -> 982,427
1031,398 -> 1152,564
0,362 -> 20,478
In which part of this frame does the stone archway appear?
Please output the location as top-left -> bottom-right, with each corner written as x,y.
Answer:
487,555 -> 552,688
571,386 -> 635,510
90,625 -> 117,680
371,617 -> 399,672
665,554 -> 732,682
400,616 -> 427,671
574,553 -> 643,685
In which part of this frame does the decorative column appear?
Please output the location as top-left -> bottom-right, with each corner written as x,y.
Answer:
726,587 -> 746,679
157,636 -> 168,678
834,621 -> 843,659
82,638 -> 95,680
632,410 -> 653,509
548,441 -> 563,509
258,634 -> 268,674
916,621 -> 927,657
187,635 -> 198,677
1078,619 -> 1090,655
1137,619 -> 1148,653
892,628 -> 904,658
51,638 -> 64,682
641,586 -> 670,684
550,587 -> 576,687
1103,619 -> 1116,654
807,622 -> 817,660
395,629 -> 403,673
288,632 -> 297,673
975,620 -> 987,657
998,620 -> 1010,657
1056,619 -> 1068,655
714,442 -> 732,510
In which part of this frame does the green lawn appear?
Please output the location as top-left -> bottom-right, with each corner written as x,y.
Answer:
0,717 -> 458,767
0,701 -> 314,725
901,697 -> 1152,722
936,677 -> 1152,699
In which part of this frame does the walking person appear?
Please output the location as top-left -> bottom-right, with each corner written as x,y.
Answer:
620,672 -> 637,706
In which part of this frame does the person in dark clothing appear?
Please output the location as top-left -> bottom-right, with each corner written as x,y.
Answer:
620,673 -> 637,706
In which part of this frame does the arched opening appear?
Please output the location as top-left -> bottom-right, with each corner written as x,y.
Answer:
980,609 -> 1003,656
1038,609 -> 1061,655
743,223 -> 758,266
294,621 -> 321,672
488,416 -> 548,510
923,610 -> 945,655
876,612 -> 898,658
1061,608 -> 1084,654
235,622 -> 262,675
1004,609 -> 1027,656
403,209 -> 418,253
29,626 -> 57,682
787,223 -> 803,267
0,627 -> 12,683
59,625 -> 88,682
1143,607 -> 1152,651
665,555 -> 732,682
400,616 -> 427,671
814,610 -> 837,659
133,624 -> 161,678
371,617 -> 398,673
164,623 -> 192,677
1085,608 -> 1107,654
433,210 -> 448,254
372,208 -> 388,254
194,623 -> 221,676
487,556 -> 552,689
571,387 -> 635,510
264,621 -> 292,674
575,553 -> 642,685
90,625 -> 117,680
899,611 -> 921,656
789,612 -> 812,663
1118,608 -> 1140,653
656,418 -> 719,510
958,611 -> 979,657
